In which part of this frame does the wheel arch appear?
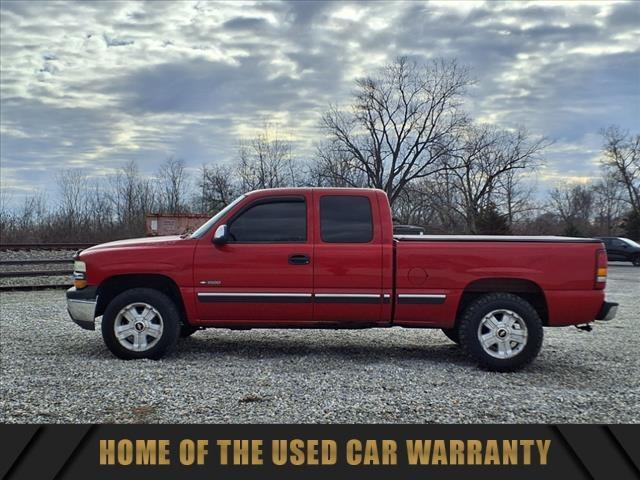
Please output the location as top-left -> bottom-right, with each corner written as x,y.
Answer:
455,278 -> 549,326
96,274 -> 187,323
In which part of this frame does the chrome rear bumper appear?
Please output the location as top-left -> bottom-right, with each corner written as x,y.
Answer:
596,301 -> 618,321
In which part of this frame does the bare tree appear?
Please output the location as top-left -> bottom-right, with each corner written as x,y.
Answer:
157,157 -> 190,214
310,140 -> 368,187
549,184 -> 594,236
237,127 -> 303,191
592,172 -> 626,235
498,167 -> 537,228
108,160 -> 157,236
601,126 -> 640,215
322,57 -> 472,205
439,125 -> 547,233
56,169 -> 89,229
197,163 -> 238,213
392,179 -> 442,228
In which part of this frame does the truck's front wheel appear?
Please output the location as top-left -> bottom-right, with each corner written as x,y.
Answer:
101,288 -> 180,360
458,293 -> 543,372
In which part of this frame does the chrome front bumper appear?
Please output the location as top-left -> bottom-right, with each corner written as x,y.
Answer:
66,286 -> 97,330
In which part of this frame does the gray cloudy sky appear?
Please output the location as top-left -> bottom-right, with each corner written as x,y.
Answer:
1,0 -> 639,204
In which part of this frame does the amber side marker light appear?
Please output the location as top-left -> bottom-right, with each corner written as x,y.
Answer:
595,249 -> 608,289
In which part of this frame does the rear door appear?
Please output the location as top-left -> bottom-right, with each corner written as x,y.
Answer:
312,192 -> 385,323
193,194 -> 313,324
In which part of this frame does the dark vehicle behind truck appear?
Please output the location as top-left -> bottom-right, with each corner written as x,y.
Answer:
596,237 -> 640,266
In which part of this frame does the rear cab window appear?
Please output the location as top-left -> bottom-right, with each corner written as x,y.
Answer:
319,195 -> 373,243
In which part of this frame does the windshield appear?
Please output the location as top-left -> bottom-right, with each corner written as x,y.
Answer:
622,238 -> 640,248
189,195 -> 245,238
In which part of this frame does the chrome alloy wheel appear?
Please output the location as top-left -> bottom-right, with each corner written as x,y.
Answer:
477,309 -> 528,359
113,302 -> 164,352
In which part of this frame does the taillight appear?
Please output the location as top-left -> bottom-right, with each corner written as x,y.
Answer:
595,249 -> 607,289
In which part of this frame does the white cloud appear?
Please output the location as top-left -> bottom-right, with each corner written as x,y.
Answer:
1,0 -> 638,205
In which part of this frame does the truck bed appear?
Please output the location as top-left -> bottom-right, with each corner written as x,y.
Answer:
393,235 -> 605,328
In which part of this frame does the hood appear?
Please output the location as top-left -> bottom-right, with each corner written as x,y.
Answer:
82,235 -> 185,253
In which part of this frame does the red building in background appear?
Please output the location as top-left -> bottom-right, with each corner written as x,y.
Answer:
145,214 -> 210,236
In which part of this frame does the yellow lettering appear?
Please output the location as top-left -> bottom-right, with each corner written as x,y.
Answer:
117,439 -> 133,466
521,440 -> 534,465
449,440 -> 465,465
431,440 -> 447,465
234,440 -> 249,465
180,439 -> 195,465
135,440 -> 156,465
346,439 -> 362,465
158,440 -> 170,465
289,439 -> 305,466
537,440 -> 551,465
323,440 -> 338,465
217,440 -> 231,465
467,440 -> 482,465
484,440 -> 499,465
382,440 -> 397,465
272,440 -> 286,465
502,440 -> 518,465
99,440 -> 115,465
406,440 -> 432,465
251,440 -> 263,465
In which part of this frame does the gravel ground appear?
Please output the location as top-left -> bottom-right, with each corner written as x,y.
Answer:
0,263 -> 638,424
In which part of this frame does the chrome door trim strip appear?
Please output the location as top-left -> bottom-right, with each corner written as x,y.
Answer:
314,293 -> 381,304
397,293 -> 447,305
198,292 -> 312,297
314,293 -> 380,298
197,292 -> 384,304
197,292 -> 312,303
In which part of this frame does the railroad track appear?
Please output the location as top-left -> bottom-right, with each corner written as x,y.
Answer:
0,244 -> 82,291
1,259 -> 73,266
0,284 -> 71,291
0,243 -> 94,251
0,269 -> 73,278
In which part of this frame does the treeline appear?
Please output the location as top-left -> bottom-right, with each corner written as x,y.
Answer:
1,58 -> 638,243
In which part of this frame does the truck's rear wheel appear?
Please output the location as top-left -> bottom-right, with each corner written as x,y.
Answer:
441,328 -> 460,344
458,293 -> 543,372
101,288 -> 180,360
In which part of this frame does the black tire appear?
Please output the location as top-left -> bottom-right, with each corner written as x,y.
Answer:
180,325 -> 199,338
458,293 -> 543,372
633,255 -> 640,267
441,328 -> 460,344
101,288 -> 181,360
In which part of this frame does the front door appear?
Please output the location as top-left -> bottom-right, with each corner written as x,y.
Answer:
194,194 -> 313,324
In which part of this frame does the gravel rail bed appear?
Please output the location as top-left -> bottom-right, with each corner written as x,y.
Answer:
0,264 -> 638,424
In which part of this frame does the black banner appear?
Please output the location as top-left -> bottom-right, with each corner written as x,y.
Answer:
1,424 -> 638,480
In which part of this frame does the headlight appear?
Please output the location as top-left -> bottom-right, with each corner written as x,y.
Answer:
74,261 -> 87,288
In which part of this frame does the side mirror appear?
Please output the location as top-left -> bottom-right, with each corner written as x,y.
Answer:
213,224 -> 230,244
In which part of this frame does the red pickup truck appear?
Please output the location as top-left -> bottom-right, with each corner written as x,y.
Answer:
67,188 -> 617,371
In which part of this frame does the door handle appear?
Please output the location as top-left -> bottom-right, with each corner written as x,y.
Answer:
288,254 -> 310,265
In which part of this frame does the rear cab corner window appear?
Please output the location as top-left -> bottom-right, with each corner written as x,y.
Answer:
228,197 -> 307,243
320,195 -> 373,243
